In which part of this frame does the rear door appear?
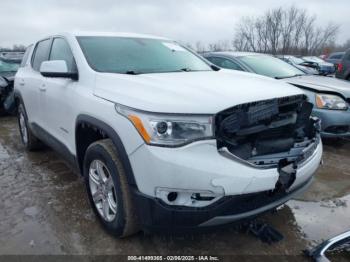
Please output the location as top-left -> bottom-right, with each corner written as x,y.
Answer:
17,39 -> 51,126
40,37 -> 78,151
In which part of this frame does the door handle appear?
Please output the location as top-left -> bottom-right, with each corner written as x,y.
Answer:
39,84 -> 46,92
19,79 -> 25,86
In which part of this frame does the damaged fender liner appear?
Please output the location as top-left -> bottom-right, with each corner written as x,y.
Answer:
216,95 -> 320,190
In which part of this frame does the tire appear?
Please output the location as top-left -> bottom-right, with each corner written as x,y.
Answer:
17,103 -> 42,151
83,139 -> 139,237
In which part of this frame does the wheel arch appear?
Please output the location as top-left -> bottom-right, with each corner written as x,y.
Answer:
75,114 -> 137,186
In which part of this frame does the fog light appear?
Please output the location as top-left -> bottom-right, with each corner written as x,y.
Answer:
155,187 -> 223,207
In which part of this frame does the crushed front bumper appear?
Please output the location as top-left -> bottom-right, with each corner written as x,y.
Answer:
131,177 -> 313,231
129,139 -> 322,230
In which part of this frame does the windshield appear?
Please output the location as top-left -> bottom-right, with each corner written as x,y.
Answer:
77,36 -> 212,74
303,56 -> 324,63
239,55 -> 305,79
0,59 -> 20,73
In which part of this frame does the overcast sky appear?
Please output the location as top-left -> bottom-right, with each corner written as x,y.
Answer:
1,0 -> 349,47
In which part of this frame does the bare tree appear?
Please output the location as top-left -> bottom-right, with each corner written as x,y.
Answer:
207,40 -> 231,52
233,6 -> 339,55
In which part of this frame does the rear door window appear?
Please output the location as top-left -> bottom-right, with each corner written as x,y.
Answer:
31,39 -> 51,71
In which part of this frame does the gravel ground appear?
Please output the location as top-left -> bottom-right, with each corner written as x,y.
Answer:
0,116 -> 349,261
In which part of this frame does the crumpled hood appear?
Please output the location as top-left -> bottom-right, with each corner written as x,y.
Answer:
283,75 -> 350,98
94,70 -> 302,114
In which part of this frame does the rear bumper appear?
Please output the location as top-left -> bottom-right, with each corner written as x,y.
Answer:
131,177 -> 313,231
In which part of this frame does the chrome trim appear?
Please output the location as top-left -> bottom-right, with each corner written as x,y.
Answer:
307,230 -> 350,262
218,147 -> 276,169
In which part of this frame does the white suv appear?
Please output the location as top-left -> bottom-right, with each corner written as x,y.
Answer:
15,32 -> 322,237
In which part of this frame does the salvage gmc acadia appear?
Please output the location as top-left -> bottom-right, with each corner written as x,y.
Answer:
14,32 -> 322,237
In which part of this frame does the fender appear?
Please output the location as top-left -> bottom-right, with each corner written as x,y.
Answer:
75,114 -> 137,186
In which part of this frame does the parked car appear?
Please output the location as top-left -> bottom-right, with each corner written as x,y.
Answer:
301,56 -> 336,75
204,52 -> 350,138
325,51 -> 345,67
0,51 -> 25,114
335,49 -> 350,81
276,55 -> 318,75
14,32 -> 322,237
319,54 -> 328,60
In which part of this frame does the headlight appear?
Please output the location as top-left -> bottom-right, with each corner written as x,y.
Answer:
115,104 -> 214,147
315,94 -> 348,110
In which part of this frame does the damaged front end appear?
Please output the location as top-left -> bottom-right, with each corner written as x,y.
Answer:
0,76 -> 16,115
216,94 -> 321,191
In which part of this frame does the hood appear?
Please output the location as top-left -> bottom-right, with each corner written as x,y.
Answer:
94,70 -> 303,114
282,75 -> 350,98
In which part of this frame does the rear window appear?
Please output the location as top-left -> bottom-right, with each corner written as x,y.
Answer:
32,39 -> 51,71
329,54 -> 343,59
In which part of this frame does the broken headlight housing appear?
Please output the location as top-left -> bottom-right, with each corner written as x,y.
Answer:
115,104 -> 214,147
316,94 -> 348,110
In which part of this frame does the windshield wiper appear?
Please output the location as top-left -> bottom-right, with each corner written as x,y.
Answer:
275,74 -> 303,80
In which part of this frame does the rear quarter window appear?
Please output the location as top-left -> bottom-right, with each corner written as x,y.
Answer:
20,45 -> 33,67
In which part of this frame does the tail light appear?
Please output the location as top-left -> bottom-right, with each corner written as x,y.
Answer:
337,63 -> 343,72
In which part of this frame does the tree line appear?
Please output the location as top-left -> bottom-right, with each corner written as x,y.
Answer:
1,6 -> 348,56
186,6 -> 347,56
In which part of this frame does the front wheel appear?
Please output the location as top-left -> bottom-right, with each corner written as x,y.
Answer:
83,139 -> 139,237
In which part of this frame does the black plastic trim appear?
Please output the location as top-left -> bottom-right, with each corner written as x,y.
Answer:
75,114 -> 137,186
31,123 -> 78,169
131,177 -> 313,231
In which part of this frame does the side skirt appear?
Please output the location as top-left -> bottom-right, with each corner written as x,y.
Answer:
30,122 -> 80,173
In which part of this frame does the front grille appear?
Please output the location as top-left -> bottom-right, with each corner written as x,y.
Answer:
215,94 -> 318,167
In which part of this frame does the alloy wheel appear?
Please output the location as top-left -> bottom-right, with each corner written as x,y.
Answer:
88,159 -> 118,222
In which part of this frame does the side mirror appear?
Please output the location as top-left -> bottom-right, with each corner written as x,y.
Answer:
40,60 -> 78,80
